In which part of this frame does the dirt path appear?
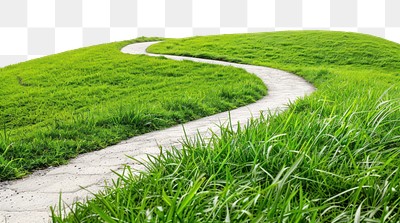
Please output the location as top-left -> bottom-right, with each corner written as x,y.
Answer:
0,41 -> 315,223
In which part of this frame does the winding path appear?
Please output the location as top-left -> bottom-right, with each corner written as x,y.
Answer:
0,42 -> 315,223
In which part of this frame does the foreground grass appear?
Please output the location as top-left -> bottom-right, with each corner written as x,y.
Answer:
55,31 -> 400,222
0,37 -> 266,180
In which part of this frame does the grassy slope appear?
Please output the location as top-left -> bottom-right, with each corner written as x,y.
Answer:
57,31 -> 400,222
0,37 -> 266,180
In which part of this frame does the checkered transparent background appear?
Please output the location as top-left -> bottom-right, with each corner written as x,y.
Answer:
0,0 -> 399,67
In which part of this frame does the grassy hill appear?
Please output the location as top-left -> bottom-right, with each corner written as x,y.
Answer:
55,31 -> 400,222
0,37 -> 266,180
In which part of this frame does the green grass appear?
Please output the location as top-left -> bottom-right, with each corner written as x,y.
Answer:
0,37 -> 267,181
54,31 -> 400,222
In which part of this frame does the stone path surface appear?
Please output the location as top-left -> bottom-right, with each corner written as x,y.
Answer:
0,41 -> 315,223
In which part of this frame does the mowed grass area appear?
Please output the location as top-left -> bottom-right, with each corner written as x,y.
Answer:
55,31 -> 400,222
0,37 -> 267,181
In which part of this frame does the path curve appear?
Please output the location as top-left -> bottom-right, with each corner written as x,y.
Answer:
0,41 -> 315,223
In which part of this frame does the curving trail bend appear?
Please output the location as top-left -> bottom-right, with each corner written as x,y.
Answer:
0,42 -> 315,223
